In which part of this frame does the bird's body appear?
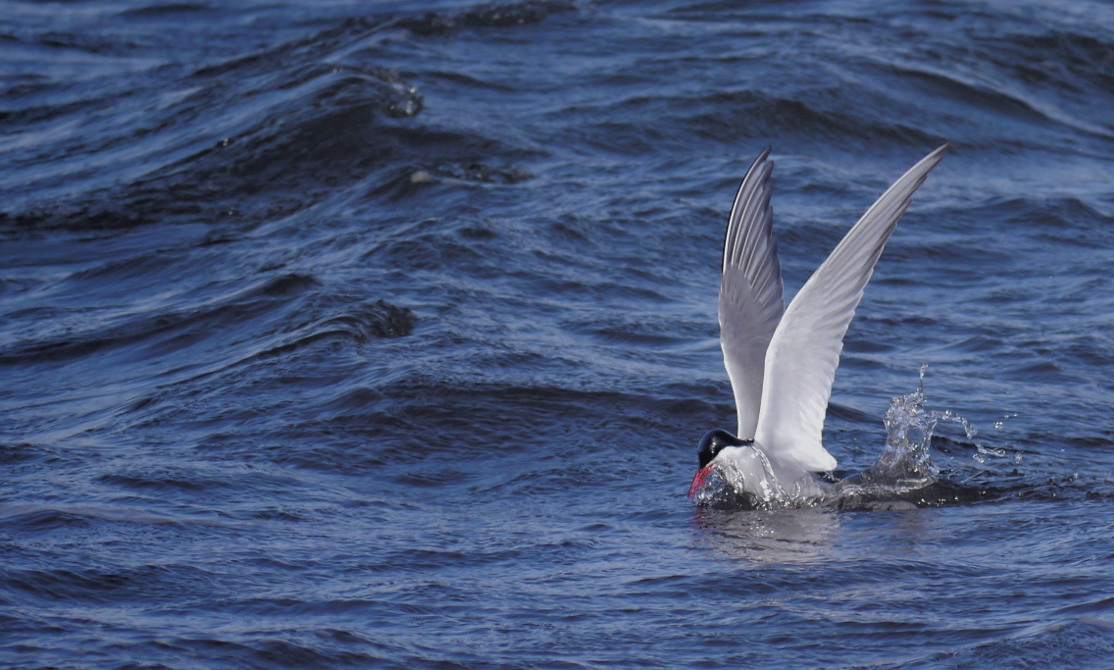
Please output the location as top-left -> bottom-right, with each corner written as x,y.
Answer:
690,144 -> 949,505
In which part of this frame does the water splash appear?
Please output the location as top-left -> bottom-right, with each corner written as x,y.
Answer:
835,364 -> 1011,507
693,365 -> 998,509
872,364 -> 941,482
834,364 -> 941,503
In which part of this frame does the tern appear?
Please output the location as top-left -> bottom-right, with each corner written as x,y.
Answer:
689,144 -> 949,505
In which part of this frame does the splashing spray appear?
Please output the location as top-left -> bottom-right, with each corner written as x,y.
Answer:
862,363 -> 941,490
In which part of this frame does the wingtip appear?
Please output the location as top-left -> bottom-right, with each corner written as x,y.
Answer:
750,145 -> 773,168
893,142 -> 950,186
925,141 -> 951,162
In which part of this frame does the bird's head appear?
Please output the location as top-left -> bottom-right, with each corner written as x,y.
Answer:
689,429 -> 753,497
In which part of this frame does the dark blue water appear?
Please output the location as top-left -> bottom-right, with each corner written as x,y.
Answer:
3,0 -> 1114,667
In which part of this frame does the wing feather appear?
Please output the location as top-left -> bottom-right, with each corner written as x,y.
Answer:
719,147 -> 785,440
754,144 -> 950,471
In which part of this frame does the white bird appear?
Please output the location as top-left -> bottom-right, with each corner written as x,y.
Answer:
689,144 -> 949,506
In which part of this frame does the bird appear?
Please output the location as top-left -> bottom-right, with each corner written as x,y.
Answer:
689,144 -> 949,506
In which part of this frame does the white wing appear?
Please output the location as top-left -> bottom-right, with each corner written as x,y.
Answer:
719,147 -> 784,440
754,144 -> 949,472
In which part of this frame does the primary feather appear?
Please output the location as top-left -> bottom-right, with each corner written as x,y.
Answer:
719,147 -> 784,440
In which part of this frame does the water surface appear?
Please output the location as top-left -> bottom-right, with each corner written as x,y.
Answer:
2,0 -> 1113,667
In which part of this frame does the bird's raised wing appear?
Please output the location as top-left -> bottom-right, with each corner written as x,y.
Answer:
719,147 -> 785,440
754,144 -> 949,472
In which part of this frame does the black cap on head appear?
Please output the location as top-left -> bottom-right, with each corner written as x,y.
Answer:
697,429 -> 753,468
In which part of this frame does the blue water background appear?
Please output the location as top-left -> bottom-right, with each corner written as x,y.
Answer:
2,0 -> 1113,667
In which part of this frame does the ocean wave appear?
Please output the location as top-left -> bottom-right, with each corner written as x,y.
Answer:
397,0 -> 577,36
4,1 -> 1114,667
